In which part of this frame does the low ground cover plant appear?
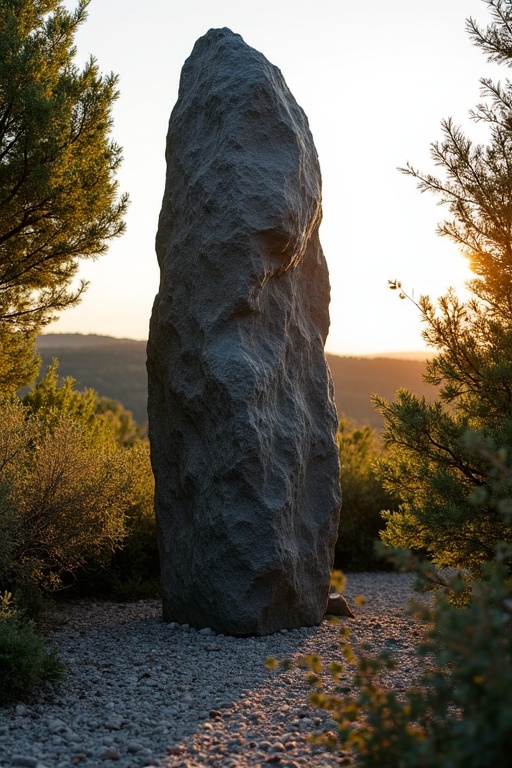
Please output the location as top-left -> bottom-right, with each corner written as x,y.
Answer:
0,592 -> 62,704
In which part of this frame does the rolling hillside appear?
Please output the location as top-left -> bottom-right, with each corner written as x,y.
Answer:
34,334 -> 435,429
327,353 -> 434,428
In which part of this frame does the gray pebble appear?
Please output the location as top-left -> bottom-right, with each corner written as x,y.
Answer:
127,743 -> 145,754
0,573 -> 422,767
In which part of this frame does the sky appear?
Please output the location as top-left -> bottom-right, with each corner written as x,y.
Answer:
52,0 -> 494,356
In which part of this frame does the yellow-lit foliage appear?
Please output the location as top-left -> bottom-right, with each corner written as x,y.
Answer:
0,360 -> 157,598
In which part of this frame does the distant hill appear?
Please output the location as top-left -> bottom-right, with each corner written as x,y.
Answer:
35,334 -> 148,424
328,354 -> 435,429
34,334 -> 436,430
361,350 -> 435,362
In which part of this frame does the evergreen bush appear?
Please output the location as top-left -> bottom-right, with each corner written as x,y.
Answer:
0,595 -> 62,704
374,0 -> 512,575
335,418 -> 398,571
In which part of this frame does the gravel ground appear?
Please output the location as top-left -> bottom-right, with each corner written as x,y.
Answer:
0,572 -> 426,768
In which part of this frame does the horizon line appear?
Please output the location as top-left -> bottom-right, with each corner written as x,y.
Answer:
39,331 -> 434,360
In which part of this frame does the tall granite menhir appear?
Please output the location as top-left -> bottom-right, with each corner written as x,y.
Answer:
147,28 -> 341,636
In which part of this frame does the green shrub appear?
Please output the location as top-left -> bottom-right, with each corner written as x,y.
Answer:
1,363 -> 158,604
108,440 -> 159,598
95,396 -> 147,445
267,431 -> 512,766
0,602 -> 62,704
0,364 -> 158,600
0,479 -> 18,590
293,552 -> 512,768
0,407 -> 129,591
302,3 -> 512,759
373,0 -> 512,577
335,418 -> 398,571
374,389 -> 509,573
69,440 -> 159,600
0,591 -> 16,620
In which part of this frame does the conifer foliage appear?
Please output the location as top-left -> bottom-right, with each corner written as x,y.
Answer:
0,0 -> 128,391
375,0 -> 512,574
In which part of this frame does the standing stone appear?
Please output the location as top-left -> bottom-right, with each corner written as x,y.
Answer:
147,28 -> 341,636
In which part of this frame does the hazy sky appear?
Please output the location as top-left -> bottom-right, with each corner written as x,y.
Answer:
53,0 -> 493,355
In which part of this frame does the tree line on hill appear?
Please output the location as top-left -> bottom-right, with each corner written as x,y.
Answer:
33,333 -> 435,430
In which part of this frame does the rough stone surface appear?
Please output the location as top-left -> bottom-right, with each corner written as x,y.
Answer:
326,593 -> 355,619
147,27 -> 341,636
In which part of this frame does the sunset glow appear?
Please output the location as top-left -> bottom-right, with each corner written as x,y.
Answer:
54,0 -> 486,356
